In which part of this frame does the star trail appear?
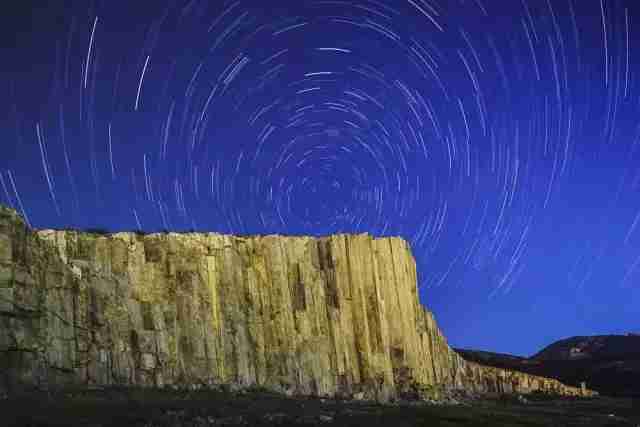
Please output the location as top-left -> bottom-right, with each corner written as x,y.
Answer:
1,0 -> 638,356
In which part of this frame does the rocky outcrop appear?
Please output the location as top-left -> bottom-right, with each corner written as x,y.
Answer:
0,206 -> 595,400
458,336 -> 640,398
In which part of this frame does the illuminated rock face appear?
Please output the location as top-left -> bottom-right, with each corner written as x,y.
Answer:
0,206 -> 594,399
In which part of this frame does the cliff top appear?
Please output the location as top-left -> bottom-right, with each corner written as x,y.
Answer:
0,204 -> 407,244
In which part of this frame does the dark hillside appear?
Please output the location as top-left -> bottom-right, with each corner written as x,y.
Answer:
455,335 -> 640,398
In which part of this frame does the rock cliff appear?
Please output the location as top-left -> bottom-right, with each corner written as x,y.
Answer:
0,206 -> 595,400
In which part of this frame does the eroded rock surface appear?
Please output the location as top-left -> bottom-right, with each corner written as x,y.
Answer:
0,206 -> 595,400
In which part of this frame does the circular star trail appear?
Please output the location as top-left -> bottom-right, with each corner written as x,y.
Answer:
1,0 -> 639,355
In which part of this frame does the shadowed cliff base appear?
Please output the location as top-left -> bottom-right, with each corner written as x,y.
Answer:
0,204 -> 595,403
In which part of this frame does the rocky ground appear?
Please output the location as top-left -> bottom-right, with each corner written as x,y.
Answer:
1,387 -> 638,426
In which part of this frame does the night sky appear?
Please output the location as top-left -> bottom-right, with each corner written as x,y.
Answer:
1,0 -> 638,357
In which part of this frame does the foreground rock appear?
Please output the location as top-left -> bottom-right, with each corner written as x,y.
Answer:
0,206 -> 595,401
1,387 -> 635,427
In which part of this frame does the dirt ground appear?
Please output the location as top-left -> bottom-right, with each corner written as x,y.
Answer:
1,387 -> 638,426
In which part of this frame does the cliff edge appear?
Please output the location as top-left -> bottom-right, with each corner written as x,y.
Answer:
0,206 -> 595,400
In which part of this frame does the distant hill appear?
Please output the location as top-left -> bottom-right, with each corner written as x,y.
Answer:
455,334 -> 640,398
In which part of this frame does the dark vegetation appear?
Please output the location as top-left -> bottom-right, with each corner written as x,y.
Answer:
48,227 -> 198,236
0,387 -> 637,427
85,228 -> 112,235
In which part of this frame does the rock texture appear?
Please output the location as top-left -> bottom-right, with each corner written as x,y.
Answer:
0,206 -> 595,400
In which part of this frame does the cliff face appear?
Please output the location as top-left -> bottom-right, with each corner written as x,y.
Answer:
0,206 -> 594,400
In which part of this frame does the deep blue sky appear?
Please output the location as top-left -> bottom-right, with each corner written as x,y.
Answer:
1,0 -> 638,357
